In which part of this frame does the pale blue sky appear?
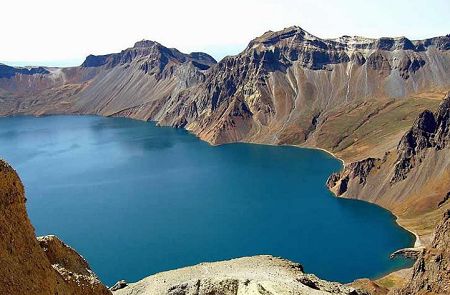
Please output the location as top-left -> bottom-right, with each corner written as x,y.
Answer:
1,0 -> 449,67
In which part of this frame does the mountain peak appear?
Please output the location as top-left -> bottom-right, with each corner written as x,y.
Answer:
133,39 -> 160,48
249,26 -> 318,48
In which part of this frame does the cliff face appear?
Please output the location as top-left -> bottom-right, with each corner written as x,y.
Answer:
183,28 -> 450,147
1,27 -> 450,293
0,160 -> 111,295
392,210 -> 450,295
112,255 -> 366,295
327,93 -> 450,243
0,27 -> 449,156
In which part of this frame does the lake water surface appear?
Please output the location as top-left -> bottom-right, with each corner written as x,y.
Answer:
0,116 -> 414,286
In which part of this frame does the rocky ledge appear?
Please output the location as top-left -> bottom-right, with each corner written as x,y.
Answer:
112,255 -> 365,295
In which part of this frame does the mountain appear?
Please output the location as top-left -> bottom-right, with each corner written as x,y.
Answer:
1,26 -> 450,293
393,210 -> 450,295
327,93 -> 450,245
0,27 -> 449,159
0,40 -> 216,122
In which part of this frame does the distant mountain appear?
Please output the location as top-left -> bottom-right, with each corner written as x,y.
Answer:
1,26 -> 449,294
0,27 -> 449,153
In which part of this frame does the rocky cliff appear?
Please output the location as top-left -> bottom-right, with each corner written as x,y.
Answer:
0,159 -> 111,295
327,93 -> 450,244
0,27 -> 449,161
1,26 -> 450,294
392,210 -> 450,295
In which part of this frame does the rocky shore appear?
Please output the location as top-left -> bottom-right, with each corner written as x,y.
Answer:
0,26 -> 449,294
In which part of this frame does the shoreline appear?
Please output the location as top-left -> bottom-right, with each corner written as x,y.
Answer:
225,138 -> 422,278
3,112 -> 421,285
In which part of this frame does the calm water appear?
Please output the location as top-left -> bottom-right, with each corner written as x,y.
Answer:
0,116 -> 414,285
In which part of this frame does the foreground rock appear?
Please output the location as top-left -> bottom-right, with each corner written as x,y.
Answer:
113,255 -> 365,295
0,159 -> 111,295
392,210 -> 450,295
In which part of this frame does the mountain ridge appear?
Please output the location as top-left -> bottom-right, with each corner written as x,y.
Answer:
1,25 -> 450,294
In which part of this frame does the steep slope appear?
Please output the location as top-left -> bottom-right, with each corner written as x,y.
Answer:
392,210 -> 450,295
0,40 -> 216,123
0,159 -> 111,295
112,255 -> 366,295
0,27 -> 448,157
351,211 -> 450,295
182,28 -> 450,148
327,93 -> 450,244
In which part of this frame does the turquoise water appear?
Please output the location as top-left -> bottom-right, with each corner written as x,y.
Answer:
0,116 -> 414,286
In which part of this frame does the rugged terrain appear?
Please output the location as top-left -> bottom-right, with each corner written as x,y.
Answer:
1,26 -> 450,294
1,26 -> 449,235
1,27 -> 449,163
112,256 -> 365,295
393,210 -> 450,295
0,160 -> 111,295
327,93 -> 450,245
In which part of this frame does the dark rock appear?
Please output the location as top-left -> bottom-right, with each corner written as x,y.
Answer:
392,94 -> 449,183
0,63 -> 49,79
438,192 -> 450,208
110,280 -> 128,291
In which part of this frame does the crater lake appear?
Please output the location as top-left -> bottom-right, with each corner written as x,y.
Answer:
0,115 -> 414,286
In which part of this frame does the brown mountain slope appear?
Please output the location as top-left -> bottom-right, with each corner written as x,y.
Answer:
183,28 -> 450,147
0,160 -> 111,295
392,210 -> 450,295
0,27 -> 449,152
0,40 -> 216,123
327,93 -> 450,245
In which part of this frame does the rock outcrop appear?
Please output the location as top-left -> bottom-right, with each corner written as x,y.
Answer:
1,26 -> 450,294
392,210 -> 450,295
0,159 -> 111,295
112,255 -> 366,295
327,93 -> 450,244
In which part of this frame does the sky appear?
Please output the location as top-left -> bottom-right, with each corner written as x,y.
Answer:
1,0 -> 449,67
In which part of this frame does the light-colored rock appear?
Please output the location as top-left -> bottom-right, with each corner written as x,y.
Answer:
113,255 -> 365,295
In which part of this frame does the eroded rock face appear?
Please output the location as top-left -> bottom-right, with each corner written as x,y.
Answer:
327,158 -> 380,195
392,211 -> 450,295
0,27 -> 449,147
0,160 -> 110,295
328,94 -> 450,195
391,111 -> 437,183
38,235 -> 110,294
113,255 -> 367,295
390,95 -> 450,185
326,93 -> 450,243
